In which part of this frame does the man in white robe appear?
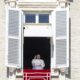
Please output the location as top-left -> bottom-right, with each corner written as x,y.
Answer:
32,54 -> 45,70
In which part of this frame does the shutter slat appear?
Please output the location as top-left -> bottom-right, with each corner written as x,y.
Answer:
51,7 -> 69,68
56,11 -> 67,37
9,10 -> 19,36
6,8 -> 22,68
55,8 -> 69,68
8,38 -> 19,64
56,39 -> 66,65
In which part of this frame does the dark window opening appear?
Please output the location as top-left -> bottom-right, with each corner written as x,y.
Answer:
23,37 -> 50,69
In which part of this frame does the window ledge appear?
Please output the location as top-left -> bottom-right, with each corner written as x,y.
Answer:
24,23 -> 52,26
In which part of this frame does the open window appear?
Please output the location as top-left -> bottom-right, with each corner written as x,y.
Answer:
23,37 -> 51,70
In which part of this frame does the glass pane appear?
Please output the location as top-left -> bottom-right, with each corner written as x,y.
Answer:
39,14 -> 49,23
25,14 -> 36,23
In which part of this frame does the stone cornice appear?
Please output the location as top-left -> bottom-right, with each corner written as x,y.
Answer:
4,0 -> 16,4
4,0 -> 68,9
16,2 -> 58,9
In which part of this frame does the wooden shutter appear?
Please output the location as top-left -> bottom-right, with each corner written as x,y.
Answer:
6,8 -> 22,68
51,7 -> 69,68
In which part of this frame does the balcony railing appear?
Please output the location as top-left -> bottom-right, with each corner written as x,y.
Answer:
24,70 -> 50,80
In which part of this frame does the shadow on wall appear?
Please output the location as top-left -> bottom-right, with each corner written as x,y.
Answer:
68,0 -> 73,2
66,18 -> 71,79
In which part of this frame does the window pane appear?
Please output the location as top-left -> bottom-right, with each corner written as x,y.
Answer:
25,14 -> 35,23
39,14 -> 49,23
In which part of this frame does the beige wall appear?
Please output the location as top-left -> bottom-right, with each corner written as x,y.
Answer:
0,0 -> 80,80
70,0 -> 80,80
0,0 -> 8,80
66,0 -> 80,80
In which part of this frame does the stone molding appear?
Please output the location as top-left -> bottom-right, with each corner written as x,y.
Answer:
17,2 -> 58,9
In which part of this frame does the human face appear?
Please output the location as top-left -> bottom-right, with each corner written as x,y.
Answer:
37,54 -> 41,59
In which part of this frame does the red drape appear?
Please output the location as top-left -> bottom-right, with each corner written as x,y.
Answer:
24,69 -> 50,80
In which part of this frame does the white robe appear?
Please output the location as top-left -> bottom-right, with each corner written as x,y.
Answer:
32,59 -> 45,70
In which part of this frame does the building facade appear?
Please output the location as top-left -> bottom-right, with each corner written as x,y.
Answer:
0,0 -> 80,80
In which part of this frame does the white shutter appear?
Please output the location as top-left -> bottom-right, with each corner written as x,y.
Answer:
6,8 -> 22,68
51,7 -> 69,68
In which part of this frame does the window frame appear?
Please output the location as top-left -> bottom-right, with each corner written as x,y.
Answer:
24,11 -> 51,24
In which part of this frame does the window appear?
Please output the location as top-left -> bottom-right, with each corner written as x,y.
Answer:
39,14 -> 49,23
24,13 -> 50,23
25,14 -> 36,23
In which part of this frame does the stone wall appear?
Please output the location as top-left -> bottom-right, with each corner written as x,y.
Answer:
0,0 -> 8,80
0,0 -> 80,80
70,0 -> 80,80
66,0 -> 80,80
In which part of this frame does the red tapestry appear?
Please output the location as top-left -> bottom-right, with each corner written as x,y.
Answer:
24,69 -> 50,80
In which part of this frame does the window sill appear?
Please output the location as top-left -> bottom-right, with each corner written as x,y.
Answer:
24,23 -> 51,26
